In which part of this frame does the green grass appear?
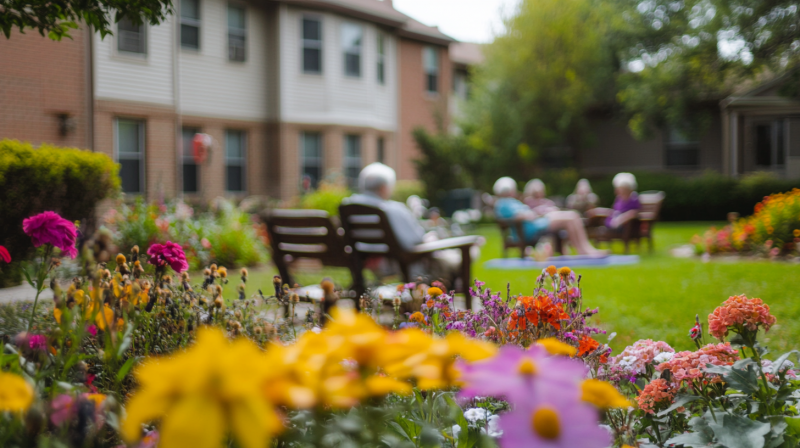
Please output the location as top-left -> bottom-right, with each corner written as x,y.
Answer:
231,222 -> 800,354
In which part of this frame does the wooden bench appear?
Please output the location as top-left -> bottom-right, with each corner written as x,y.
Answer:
339,203 -> 479,309
497,218 -> 564,259
586,191 -> 666,253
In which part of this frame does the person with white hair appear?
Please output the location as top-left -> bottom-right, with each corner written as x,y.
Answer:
493,177 -> 606,257
522,178 -> 557,213
605,172 -> 641,229
566,179 -> 599,216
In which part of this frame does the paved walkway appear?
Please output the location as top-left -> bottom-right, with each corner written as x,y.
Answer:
0,284 -> 53,304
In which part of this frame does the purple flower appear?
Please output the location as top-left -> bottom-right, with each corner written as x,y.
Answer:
147,241 -> 188,272
498,390 -> 610,448
22,211 -> 78,258
457,346 -> 587,404
29,334 -> 47,351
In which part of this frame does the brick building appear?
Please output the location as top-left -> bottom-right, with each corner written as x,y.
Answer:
0,0 -> 457,201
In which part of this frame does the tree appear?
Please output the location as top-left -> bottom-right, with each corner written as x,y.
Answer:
0,0 -> 173,40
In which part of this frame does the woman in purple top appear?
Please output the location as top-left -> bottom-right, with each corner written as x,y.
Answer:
606,173 -> 641,229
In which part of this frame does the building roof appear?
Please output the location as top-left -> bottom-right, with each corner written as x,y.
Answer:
273,0 -> 456,45
450,42 -> 484,67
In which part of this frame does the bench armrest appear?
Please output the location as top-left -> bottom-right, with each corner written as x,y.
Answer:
410,235 -> 480,254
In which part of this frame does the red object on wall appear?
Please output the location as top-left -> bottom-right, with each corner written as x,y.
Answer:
192,133 -> 212,164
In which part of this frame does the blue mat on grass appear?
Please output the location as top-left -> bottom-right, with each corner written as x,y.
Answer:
483,255 -> 640,270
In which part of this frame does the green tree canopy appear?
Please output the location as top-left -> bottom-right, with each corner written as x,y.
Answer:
0,0 -> 173,40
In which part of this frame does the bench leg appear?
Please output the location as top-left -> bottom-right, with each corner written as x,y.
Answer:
460,246 -> 472,311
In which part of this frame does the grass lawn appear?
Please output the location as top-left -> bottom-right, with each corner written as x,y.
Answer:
231,222 -> 800,354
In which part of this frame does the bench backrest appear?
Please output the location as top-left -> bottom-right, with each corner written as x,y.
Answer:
338,203 -> 406,259
638,191 -> 666,222
264,209 -> 349,267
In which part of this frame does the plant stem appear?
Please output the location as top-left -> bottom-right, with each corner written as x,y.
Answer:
27,246 -> 53,332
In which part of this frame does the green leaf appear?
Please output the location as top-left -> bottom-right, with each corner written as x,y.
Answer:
657,394 -> 703,417
705,359 -> 760,395
708,414 -> 771,448
115,357 -> 138,382
387,421 -> 414,442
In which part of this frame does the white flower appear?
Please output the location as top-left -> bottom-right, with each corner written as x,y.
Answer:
451,424 -> 461,438
311,326 -> 322,334
486,415 -> 503,438
654,352 -> 674,364
463,408 -> 490,423
619,356 -> 638,369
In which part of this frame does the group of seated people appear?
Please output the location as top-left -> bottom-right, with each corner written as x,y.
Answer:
493,173 -> 642,256
343,163 -> 643,284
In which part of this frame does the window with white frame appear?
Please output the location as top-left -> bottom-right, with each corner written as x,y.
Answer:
342,23 -> 362,77
228,4 -> 246,61
182,127 -> 200,193
181,0 -> 201,49
343,134 -> 361,188
116,119 -> 145,194
301,132 -> 323,189
225,130 -> 246,192
117,17 -> 146,54
302,17 -> 322,74
377,34 -> 386,84
423,46 -> 439,93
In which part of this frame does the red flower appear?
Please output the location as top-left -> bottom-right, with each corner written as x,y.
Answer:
578,335 -> 600,357
22,211 -> 78,258
0,245 -> 10,263
147,241 -> 189,273
507,295 -> 569,336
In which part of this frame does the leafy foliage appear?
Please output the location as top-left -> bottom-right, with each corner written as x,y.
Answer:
298,181 -> 351,216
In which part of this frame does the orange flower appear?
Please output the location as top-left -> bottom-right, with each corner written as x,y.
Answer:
427,287 -> 443,297
425,299 -> 435,308
545,265 -> 557,276
577,335 -> 600,357
506,295 -> 569,336
409,312 -> 426,324
557,267 -> 571,277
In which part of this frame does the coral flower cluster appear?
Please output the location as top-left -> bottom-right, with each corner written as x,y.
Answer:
655,343 -> 740,383
707,294 -> 777,340
637,378 -> 677,414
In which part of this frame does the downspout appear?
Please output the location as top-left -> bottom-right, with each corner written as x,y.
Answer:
87,24 -> 95,151
173,9 -> 183,200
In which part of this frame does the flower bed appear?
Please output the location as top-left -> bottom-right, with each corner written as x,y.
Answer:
2,212 -> 800,448
693,188 -> 800,258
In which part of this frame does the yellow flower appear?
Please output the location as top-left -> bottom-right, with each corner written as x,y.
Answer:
0,372 -> 34,412
536,338 -> 577,356
85,393 -> 106,407
95,305 -> 114,330
54,307 -> 63,324
427,287 -> 443,297
580,379 -> 632,410
557,266 -> 571,277
218,266 -> 228,278
123,328 -> 282,448
74,289 -> 85,305
794,229 -> 800,238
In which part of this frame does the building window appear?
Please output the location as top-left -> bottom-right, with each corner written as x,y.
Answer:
377,137 -> 385,163
228,4 -> 246,61
116,119 -> 145,194
300,132 -> 323,190
377,34 -> 385,84
225,130 -> 246,192
342,23 -> 362,77
182,127 -> 200,193
423,46 -> 439,93
118,17 -> 146,54
302,17 -> 322,74
664,127 -> 700,167
755,121 -> 786,168
344,134 -> 361,188
181,0 -> 201,49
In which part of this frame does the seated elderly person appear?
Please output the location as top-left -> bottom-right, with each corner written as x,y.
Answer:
343,163 -> 476,283
522,179 -> 558,214
605,173 -> 641,229
493,177 -> 606,257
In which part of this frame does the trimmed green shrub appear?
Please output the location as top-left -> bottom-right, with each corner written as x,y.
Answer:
299,181 -> 351,216
0,139 -> 119,285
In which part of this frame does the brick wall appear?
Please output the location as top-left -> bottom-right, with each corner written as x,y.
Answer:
397,39 -> 452,181
0,28 -> 90,148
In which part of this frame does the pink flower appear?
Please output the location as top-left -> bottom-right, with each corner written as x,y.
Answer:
637,378 -> 676,414
605,339 -> 675,379
201,238 -> 212,249
22,211 -> 78,258
708,295 -> 777,340
656,343 -> 740,384
0,245 -> 10,263
29,334 -> 47,351
147,241 -> 189,272
86,325 -> 98,337
50,394 -> 75,426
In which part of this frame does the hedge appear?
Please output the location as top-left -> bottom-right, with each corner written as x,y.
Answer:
0,139 -> 120,285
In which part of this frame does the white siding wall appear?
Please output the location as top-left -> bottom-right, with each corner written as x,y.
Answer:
94,17 -> 175,105
279,5 -> 398,131
179,0 -> 273,120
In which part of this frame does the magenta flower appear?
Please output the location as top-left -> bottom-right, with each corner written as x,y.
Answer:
147,241 -> 189,273
499,389 -> 611,448
29,334 -> 47,351
22,211 -> 78,259
0,245 -> 10,263
86,325 -> 98,337
457,345 -> 587,404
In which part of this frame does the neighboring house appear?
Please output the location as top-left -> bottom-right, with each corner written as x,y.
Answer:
448,42 -> 484,133
0,0 -> 455,200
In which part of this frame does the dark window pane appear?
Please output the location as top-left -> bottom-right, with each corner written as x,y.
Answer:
756,124 -> 771,166
303,19 -> 321,41
427,74 -> 438,93
228,5 -> 245,29
183,163 -> 199,192
303,165 -> 321,189
119,159 -> 141,193
118,121 -> 141,154
229,34 -> 245,61
226,165 -> 244,191
118,18 -> 145,54
377,138 -> 385,163
303,48 -> 321,73
377,60 -> 385,84
666,149 -> 699,166
181,0 -> 199,19
345,54 -> 360,77
181,24 -> 199,49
